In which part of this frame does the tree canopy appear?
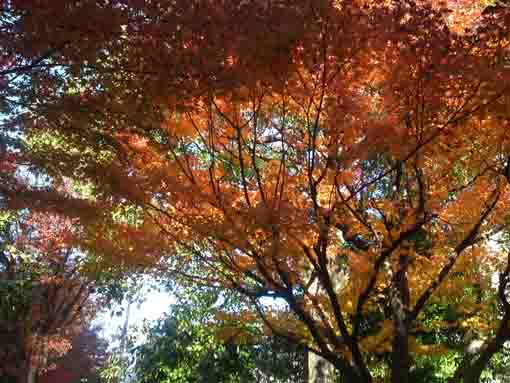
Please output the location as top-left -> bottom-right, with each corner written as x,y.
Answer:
2,1 -> 510,382
129,285 -> 306,383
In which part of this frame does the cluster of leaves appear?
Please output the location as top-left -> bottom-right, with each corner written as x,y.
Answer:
129,285 -> 306,383
0,209 -> 122,383
0,214 -> 85,381
38,325 -> 108,383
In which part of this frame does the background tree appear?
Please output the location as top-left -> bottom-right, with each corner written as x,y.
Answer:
0,211 -> 107,383
130,284 -> 306,383
38,325 -> 108,383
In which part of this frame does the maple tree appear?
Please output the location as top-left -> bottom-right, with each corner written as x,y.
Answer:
3,0 -> 510,382
0,212 -> 99,383
38,325 -> 107,383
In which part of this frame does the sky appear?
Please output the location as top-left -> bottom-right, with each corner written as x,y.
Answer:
96,286 -> 175,347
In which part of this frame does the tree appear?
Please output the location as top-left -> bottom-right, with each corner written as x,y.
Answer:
3,1 -> 510,382
131,285 -> 306,383
38,325 -> 108,383
0,212 -> 98,383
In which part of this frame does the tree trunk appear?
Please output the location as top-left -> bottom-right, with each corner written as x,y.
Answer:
26,366 -> 37,383
18,363 -> 38,383
308,351 -> 336,383
391,251 -> 411,383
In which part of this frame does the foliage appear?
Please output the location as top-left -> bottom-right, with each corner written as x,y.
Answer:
2,1 -> 510,382
132,285 -> 306,383
38,325 -> 108,383
0,212 -> 109,383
